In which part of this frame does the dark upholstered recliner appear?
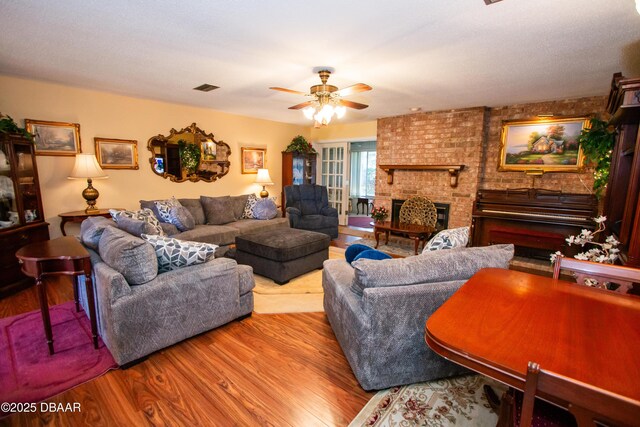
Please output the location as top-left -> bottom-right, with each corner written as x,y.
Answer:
284,184 -> 339,239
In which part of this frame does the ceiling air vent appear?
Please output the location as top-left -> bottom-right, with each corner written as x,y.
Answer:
483,0 -> 503,4
193,84 -> 219,92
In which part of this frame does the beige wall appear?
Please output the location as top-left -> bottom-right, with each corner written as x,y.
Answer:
310,121 -> 377,142
0,75 -> 308,238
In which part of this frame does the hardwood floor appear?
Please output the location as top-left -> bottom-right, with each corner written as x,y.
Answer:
1,273 -> 373,426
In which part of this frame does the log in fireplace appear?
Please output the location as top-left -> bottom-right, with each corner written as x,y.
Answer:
391,199 -> 449,232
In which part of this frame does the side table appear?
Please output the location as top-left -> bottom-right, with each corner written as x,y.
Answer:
58,209 -> 115,236
15,236 -> 98,355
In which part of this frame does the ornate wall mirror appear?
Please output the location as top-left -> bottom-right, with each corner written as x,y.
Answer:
147,123 -> 231,183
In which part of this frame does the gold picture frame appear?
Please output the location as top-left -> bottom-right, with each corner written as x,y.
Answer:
25,119 -> 82,156
94,138 -> 139,170
498,116 -> 588,175
241,147 -> 266,174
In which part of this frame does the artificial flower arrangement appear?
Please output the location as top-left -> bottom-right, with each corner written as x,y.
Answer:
550,216 -> 620,265
370,205 -> 389,222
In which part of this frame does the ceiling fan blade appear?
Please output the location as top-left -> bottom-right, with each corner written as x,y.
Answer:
288,101 -> 313,110
338,99 -> 369,110
335,83 -> 372,97
269,87 -> 308,96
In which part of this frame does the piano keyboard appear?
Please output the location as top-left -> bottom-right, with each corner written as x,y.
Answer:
480,209 -> 589,222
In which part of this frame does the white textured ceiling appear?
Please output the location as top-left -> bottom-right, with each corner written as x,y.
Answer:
1,0 -> 639,125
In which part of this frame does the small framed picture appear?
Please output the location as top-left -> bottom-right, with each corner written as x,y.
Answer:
94,138 -> 139,170
25,119 -> 82,156
241,147 -> 266,174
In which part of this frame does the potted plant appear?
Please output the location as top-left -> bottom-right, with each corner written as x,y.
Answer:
178,139 -> 201,176
577,117 -> 616,199
370,205 -> 389,223
0,113 -> 34,140
285,135 -> 316,153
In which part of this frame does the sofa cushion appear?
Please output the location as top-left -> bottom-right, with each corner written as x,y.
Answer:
160,222 -> 180,236
423,226 -> 469,252
168,206 -> 195,231
116,216 -> 157,237
80,216 -> 116,250
228,217 -> 289,235
235,228 -> 330,262
178,198 -> 206,225
351,244 -> 514,295
141,234 -> 218,273
139,199 -> 163,220
154,197 -> 181,222
109,208 -> 164,235
201,195 -> 235,225
230,194 -> 250,220
253,198 -> 278,220
172,224 -> 239,246
242,194 -> 259,219
98,227 -> 158,285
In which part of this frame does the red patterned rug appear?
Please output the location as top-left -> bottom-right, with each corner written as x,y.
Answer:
0,301 -> 117,415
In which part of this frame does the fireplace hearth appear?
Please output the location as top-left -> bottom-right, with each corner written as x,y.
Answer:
391,199 -> 449,232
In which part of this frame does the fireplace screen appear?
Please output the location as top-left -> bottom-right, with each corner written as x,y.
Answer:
391,199 -> 449,232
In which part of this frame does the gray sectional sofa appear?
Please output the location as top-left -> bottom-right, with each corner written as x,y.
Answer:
322,244 -> 515,390
77,219 -> 256,366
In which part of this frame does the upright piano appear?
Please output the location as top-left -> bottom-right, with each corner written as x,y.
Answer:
471,189 -> 598,259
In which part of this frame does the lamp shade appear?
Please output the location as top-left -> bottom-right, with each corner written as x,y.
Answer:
255,168 -> 273,185
68,154 -> 108,179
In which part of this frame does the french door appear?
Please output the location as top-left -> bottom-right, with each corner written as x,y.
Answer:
318,142 -> 349,225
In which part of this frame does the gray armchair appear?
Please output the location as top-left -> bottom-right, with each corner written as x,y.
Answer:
284,184 -> 339,239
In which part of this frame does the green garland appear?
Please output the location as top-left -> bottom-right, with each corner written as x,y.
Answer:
0,114 -> 34,141
178,139 -> 201,174
577,118 -> 616,199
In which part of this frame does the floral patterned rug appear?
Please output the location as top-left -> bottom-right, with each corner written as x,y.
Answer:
349,375 -> 506,427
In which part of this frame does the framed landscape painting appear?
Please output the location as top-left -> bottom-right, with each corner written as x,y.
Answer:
94,138 -> 139,169
25,119 -> 81,156
498,117 -> 588,174
241,147 -> 266,174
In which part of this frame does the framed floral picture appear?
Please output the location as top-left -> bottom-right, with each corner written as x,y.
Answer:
25,119 -> 82,156
498,116 -> 588,174
241,147 -> 266,174
94,138 -> 139,169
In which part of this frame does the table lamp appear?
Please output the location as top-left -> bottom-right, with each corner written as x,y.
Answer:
68,154 -> 109,213
255,168 -> 274,198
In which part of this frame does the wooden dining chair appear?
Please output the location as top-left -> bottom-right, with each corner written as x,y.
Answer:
552,255 -> 640,294
520,362 -> 640,427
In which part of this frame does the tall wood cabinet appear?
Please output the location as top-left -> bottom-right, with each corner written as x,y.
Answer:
281,151 -> 317,215
0,132 -> 49,298
604,73 -> 640,268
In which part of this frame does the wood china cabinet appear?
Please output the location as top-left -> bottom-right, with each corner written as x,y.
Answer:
0,132 -> 49,298
281,151 -> 317,215
604,73 -> 640,268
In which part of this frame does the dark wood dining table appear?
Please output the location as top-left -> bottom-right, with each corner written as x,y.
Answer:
425,268 -> 640,409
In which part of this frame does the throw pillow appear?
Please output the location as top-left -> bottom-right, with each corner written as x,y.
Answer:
178,198 -> 206,225
230,194 -> 250,220
80,216 -> 116,250
154,197 -> 181,223
109,208 -> 164,236
351,243 -> 514,296
345,244 -> 372,263
242,194 -> 259,219
423,226 -> 470,253
98,227 -> 158,285
252,198 -> 277,220
139,199 -> 163,221
141,234 -> 218,273
168,205 -> 195,231
116,216 -> 157,237
200,195 -> 235,225
353,249 -> 392,262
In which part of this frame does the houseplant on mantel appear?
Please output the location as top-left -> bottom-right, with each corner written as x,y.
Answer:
285,135 -> 316,154
577,117 -> 616,199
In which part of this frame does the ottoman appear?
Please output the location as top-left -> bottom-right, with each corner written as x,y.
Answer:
235,228 -> 331,284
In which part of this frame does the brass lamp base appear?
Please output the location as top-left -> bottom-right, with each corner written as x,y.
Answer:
82,178 -> 100,213
260,186 -> 269,198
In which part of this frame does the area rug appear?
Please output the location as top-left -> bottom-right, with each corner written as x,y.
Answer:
348,216 -> 374,229
347,237 -> 418,258
252,246 -> 345,314
349,375 -> 506,427
0,301 -> 117,412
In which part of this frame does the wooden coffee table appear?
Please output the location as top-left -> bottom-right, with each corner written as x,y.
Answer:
15,236 -> 98,355
373,220 -> 435,255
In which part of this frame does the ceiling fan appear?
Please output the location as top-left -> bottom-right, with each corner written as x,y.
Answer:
269,69 -> 372,127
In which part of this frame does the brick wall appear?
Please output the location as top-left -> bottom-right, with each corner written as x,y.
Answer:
375,96 -> 607,227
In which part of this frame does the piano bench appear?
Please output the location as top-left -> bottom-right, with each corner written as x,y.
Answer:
488,226 -> 566,252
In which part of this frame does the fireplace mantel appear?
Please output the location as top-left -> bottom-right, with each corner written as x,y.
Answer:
378,164 -> 465,187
